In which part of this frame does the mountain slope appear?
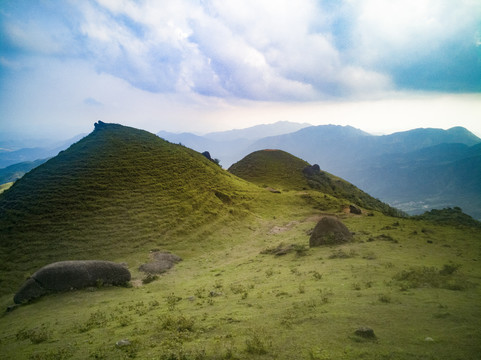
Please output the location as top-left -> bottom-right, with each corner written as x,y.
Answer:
0,122 -> 259,294
228,149 -> 405,217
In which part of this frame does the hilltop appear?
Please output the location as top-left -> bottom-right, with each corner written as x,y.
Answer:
229,149 -> 405,217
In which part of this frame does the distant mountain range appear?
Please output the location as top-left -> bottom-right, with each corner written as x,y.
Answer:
0,134 -> 85,168
159,123 -> 481,219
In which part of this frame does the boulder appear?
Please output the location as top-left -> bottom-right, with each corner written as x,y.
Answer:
201,151 -> 212,161
139,252 -> 182,274
349,204 -> 362,215
309,217 -> 353,247
14,260 -> 131,304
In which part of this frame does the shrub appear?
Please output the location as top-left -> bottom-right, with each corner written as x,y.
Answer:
439,263 -> 460,276
393,265 -> 471,290
311,271 -> 323,280
166,293 -> 183,311
378,294 -> 391,303
161,314 -> 195,333
245,331 -> 269,355
29,345 -> 75,360
76,310 -> 108,333
293,244 -> 309,257
328,249 -> 357,259
16,324 -> 52,344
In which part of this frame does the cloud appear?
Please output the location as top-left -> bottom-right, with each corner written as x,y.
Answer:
347,0 -> 481,91
1,0 -> 479,105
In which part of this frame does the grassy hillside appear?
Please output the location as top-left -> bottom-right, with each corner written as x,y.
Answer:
1,124 -> 480,359
228,149 -> 405,217
0,122 -> 268,295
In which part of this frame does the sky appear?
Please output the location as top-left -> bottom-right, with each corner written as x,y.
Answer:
1,0 -> 481,142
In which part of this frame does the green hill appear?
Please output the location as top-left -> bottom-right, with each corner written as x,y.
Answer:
0,122 -> 260,295
228,149 -> 405,216
228,149 -> 310,190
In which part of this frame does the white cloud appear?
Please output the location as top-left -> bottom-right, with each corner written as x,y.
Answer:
70,0 -> 392,100
350,0 -> 481,67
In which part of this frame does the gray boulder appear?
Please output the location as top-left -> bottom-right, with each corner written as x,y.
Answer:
309,217 -> 353,247
14,260 -> 131,304
139,252 -> 182,274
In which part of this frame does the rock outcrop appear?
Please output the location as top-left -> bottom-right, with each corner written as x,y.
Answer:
309,217 -> 353,247
302,164 -> 321,176
14,260 -> 131,304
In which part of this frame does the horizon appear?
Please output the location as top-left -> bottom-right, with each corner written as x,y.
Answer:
1,1 -> 480,140
2,119 -> 481,149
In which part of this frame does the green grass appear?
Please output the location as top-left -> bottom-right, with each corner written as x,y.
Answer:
1,211 -> 480,359
0,182 -> 13,194
228,149 -> 310,191
1,123 -> 480,359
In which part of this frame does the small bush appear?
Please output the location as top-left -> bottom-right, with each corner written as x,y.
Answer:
29,345 -> 75,360
311,271 -> 323,280
328,249 -> 357,259
393,265 -> 471,290
378,294 -> 392,303
76,310 -> 108,333
293,244 -> 309,257
16,324 -> 52,344
161,314 -> 195,333
166,293 -> 182,311
118,315 -> 133,327
245,331 -> 269,355
439,263 -> 460,276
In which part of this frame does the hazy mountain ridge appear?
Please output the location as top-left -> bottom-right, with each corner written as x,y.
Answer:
0,134 -> 86,168
203,121 -> 311,141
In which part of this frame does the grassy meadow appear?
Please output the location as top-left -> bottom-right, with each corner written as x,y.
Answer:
0,123 -> 480,359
